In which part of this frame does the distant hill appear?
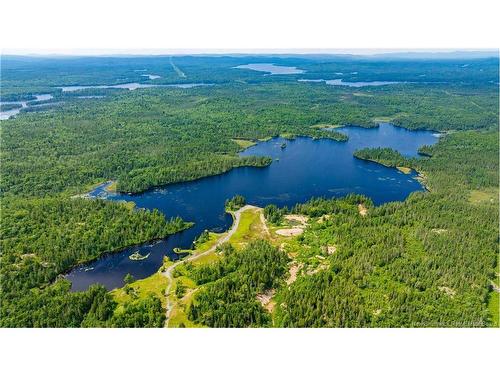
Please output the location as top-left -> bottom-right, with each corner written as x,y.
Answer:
363,50 -> 499,60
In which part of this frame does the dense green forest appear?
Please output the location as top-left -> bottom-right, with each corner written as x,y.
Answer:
188,240 -> 289,327
1,54 -> 498,327
263,204 -> 288,224
2,55 -> 498,98
225,195 -> 246,211
0,197 -> 189,327
354,147 -> 410,168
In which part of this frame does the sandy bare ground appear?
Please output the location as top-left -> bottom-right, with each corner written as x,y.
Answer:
431,228 -> 448,234
358,204 -> 368,216
276,227 -> 304,236
256,289 -> 276,313
163,205 -> 256,327
326,245 -> 337,254
284,214 -> 308,226
180,288 -> 197,303
318,214 -> 331,223
276,214 -> 308,237
259,211 -> 271,237
287,263 -> 301,285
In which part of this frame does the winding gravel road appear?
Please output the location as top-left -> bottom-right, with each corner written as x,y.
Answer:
163,205 -> 255,326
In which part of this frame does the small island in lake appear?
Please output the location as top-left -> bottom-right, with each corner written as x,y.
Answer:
129,251 -> 150,261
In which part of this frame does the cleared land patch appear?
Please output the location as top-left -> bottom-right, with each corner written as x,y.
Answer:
232,138 -> 257,149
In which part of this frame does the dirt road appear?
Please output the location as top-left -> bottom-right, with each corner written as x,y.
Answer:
163,205 -> 255,326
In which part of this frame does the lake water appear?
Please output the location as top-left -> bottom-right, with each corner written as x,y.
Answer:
58,83 -> 212,92
141,74 -> 161,80
235,63 -> 305,75
66,123 -> 439,291
0,94 -> 54,120
298,79 -> 401,87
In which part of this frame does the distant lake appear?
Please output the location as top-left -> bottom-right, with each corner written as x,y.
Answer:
0,94 -> 54,120
58,83 -> 212,92
298,79 -> 402,87
235,63 -> 305,75
66,123 -> 439,291
141,74 -> 161,80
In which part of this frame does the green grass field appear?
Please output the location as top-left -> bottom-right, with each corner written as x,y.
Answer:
232,138 -> 257,149
469,188 -> 499,205
487,290 -> 499,327
111,272 -> 168,307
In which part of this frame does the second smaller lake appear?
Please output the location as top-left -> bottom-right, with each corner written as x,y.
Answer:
141,74 -> 162,80
58,83 -> 213,92
298,79 -> 402,87
235,63 -> 305,75
0,94 -> 54,120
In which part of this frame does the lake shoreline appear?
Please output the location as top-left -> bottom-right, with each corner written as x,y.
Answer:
352,155 -> 432,191
87,133 -> 345,197
62,221 -> 194,283
66,123 -> 438,291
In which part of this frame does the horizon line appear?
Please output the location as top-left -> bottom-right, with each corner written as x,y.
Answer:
2,48 -> 499,58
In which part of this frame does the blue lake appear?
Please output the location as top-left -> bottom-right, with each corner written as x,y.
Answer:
298,79 -> 402,87
58,83 -> 212,92
66,123 -> 439,291
0,94 -> 54,120
235,63 -> 305,75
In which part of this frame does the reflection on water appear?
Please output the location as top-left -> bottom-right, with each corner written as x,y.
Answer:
235,63 -> 305,75
298,79 -> 402,87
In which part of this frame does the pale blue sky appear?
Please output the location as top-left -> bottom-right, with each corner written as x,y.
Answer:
3,48 -> 497,57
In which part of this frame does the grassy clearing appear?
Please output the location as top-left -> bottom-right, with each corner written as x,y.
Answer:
228,207 -> 270,249
190,232 -> 222,265
232,138 -> 256,149
469,188 -> 498,205
352,93 -> 374,97
371,112 -> 409,123
168,206 -> 281,326
280,133 -> 297,140
111,256 -> 173,309
310,123 -> 342,130
191,251 -> 220,265
111,272 -> 168,307
372,116 -> 394,123
167,264 -> 202,327
168,288 -> 203,328
487,290 -> 499,327
193,232 -> 221,252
